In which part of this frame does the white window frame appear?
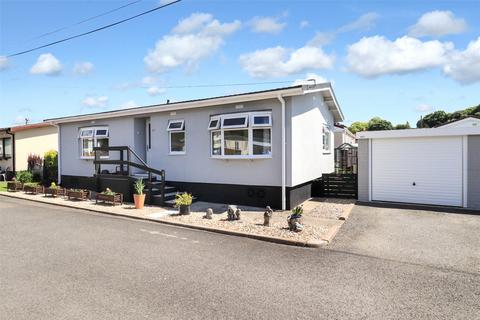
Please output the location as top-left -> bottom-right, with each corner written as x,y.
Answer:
221,114 -> 249,129
208,117 -> 220,130
251,112 -> 272,127
167,119 -> 186,155
323,124 -> 332,154
167,119 -> 185,131
79,126 -> 109,160
209,112 -> 272,159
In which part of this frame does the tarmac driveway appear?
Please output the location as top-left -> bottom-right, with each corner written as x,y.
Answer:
329,205 -> 480,274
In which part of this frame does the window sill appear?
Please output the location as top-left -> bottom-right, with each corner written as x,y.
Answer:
80,156 -> 110,160
323,151 -> 332,155
169,152 -> 186,156
211,155 -> 272,160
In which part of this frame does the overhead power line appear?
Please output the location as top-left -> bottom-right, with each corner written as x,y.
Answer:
6,0 -> 181,58
30,0 -> 143,41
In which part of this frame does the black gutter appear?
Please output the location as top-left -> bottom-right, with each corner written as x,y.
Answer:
6,128 -> 15,174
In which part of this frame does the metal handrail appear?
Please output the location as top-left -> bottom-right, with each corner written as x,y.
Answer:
93,146 -> 166,205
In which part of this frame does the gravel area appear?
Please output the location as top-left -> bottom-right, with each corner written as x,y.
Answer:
1,191 -> 353,243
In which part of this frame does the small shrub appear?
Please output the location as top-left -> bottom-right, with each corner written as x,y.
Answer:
43,150 -> 58,186
291,205 -> 304,217
101,188 -> 115,196
174,192 -> 192,208
16,171 -> 33,184
49,182 -> 58,189
134,178 -> 145,195
32,172 -> 42,182
27,154 -> 42,171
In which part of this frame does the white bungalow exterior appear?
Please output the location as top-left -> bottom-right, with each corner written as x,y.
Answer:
46,83 -> 344,209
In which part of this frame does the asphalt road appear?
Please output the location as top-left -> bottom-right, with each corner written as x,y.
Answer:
1,196 -> 479,319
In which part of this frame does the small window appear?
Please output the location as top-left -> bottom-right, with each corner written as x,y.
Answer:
95,128 -> 109,137
323,125 -> 331,152
252,128 -> 272,155
221,115 -> 248,129
167,120 -> 184,131
211,131 -> 221,156
169,131 -> 185,154
252,113 -> 272,127
208,118 -> 220,130
79,128 -> 94,138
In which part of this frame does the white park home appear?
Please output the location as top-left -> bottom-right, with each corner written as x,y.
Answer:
46,83 -> 344,209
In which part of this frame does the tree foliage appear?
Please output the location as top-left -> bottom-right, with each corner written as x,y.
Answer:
367,117 -> 394,131
416,104 -> 479,128
349,121 -> 368,134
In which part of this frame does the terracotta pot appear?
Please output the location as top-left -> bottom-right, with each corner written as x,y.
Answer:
134,194 -> 146,209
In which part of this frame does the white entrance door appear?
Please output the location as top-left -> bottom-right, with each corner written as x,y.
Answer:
371,136 -> 463,207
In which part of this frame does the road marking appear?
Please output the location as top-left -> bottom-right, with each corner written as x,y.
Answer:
140,228 -> 200,243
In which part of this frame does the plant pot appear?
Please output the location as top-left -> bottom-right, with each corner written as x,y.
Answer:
179,204 -> 191,215
96,193 -> 123,206
66,189 -> 89,201
24,184 -> 44,195
7,181 -> 23,192
44,187 -> 66,197
134,194 -> 146,209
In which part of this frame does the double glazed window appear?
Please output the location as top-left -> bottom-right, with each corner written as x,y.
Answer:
209,112 -> 272,158
79,127 -> 109,159
0,137 -> 12,159
167,120 -> 185,154
323,124 -> 331,153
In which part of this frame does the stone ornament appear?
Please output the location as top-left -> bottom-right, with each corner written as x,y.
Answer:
227,205 -> 241,221
204,208 -> 213,219
264,206 -> 273,226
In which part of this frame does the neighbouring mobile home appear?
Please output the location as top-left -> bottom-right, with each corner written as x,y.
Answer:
46,83 -> 344,209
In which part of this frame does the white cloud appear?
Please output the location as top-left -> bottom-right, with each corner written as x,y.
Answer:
239,45 -> 334,78
81,96 -> 108,108
346,36 -> 453,77
119,100 -> 140,109
0,56 -> 9,71
73,61 -> 94,75
299,20 -> 309,29
443,37 -> 480,84
147,86 -> 166,96
30,53 -> 62,75
309,12 -> 379,46
292,73 -> 329,86
415,104 -> 433,112
249,16 -> 286,34
145,13 -> 241,73
338,12 -> 379,33
142,76 -> 159,85
409,11 -> 467,37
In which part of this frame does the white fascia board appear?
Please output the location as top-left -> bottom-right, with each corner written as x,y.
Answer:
46,87 -> 303,125
302,85 -> 344,122
356,127 -> 480,139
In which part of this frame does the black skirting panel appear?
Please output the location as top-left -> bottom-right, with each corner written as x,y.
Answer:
61,175 -> 318,210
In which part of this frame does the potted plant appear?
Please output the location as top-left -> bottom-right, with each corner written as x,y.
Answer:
133,178 -> 146,209
7,177 -> 23,192
287,205 -> 304,232
44,182 -> 66,197
96,188 -> 123,206
23,182 -> 44,195
66,188 -> 89,201
174,192 -> 193,215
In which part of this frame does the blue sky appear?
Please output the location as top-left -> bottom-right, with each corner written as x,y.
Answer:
0,0 -> 479,128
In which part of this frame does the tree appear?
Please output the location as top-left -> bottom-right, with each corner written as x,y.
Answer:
416,110 -> 449,128
348,121 -> 368,134
367,117 -> 393,131
395,121 -> 411,130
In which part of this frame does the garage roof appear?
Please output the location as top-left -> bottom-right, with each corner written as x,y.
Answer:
357,126 -> 480,139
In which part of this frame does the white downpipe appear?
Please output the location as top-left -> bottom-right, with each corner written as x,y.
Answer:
277,94 -> 286,210
52,123 -> 61,185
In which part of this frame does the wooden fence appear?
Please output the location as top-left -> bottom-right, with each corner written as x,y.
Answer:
312,173 -> 358,199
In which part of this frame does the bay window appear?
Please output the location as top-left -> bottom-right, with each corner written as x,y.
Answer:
167,120 -> 185,154
79,127 -> 109,159
209,112 -> 272,159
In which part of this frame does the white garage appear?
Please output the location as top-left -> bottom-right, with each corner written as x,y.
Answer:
357,117 -> 480,210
